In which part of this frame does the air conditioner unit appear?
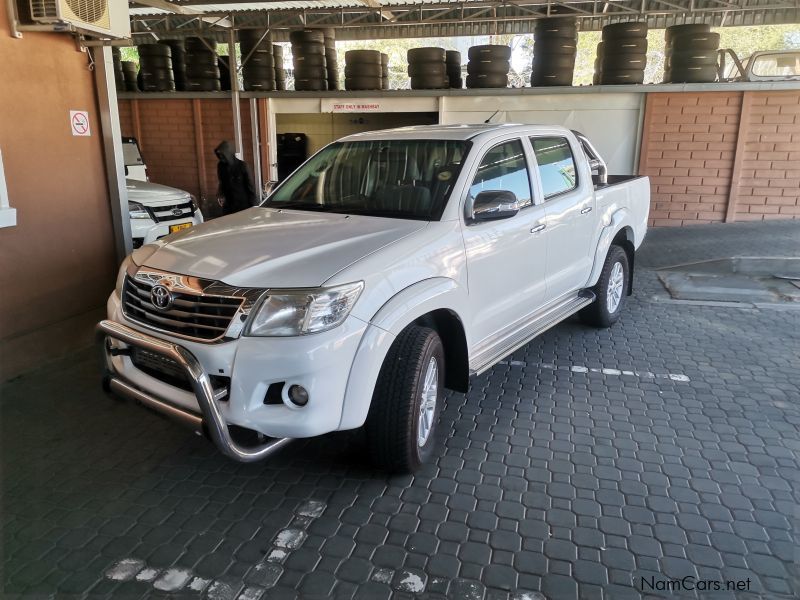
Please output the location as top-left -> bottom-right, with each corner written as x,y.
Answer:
16,0 -> 130,38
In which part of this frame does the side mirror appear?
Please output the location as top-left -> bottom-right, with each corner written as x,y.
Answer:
472,190 -> 520,222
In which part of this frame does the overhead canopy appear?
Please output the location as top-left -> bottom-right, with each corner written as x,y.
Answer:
128,0 -> 800,40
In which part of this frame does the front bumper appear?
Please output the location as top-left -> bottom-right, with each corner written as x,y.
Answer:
98,320 -> 292,462
130,211 -> 204,246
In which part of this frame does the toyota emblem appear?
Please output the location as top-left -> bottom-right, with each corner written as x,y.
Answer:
150,284 -> 173,311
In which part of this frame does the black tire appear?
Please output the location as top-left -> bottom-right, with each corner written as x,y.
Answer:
466,73 -> 508,88
293,42 -> 325,56
347,62 -> 383,77
665,23 -> 711,44
365,325 -> 444,473
241,42 -> 273,56
186,78 -> 221,91
534,27 -> 578,42
272,44 -> 284,58
669,49 -> 718,67
531,70 -> 573,86
602,22 -> 648,40
533,39 -> 577,55
449,77 -> 463,89
407,62 -> 445,77
294,65 -> 328,79
408,47 -> 445,63
596,41 -> 605,57
239,29 -> 270,44
592,73 -> 602,85
445,50 -> 461,65
579,245 -> 629,328
532,54 -> 576,69
276,79 -> 286,91
600,69 -> 645,84
289,29 -> 325,44
244,79 -> 276,91
185,50 -> 217,64
468,45 -> 511,61
345,76 -> 383,90
381,52 -> 389,66
603,38 -> 648,55
295,78 -> 328,91
140,69 -> 174,81
447,66 -> 462,79
602,53 -> 647,70
346,49 -> 382,64
467,59 -> 510,75
670,31 -> 720,51
243,65 -> 277,79
410,74 -> 448,89
669,65 -> 718,83
121,60 -> 137,73
185,37 -> 216,52
185,65 -> 220,79
138,44 -> 171,57
293,53 -> 325,68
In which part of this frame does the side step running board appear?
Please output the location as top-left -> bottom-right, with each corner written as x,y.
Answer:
469,290 -> 595,376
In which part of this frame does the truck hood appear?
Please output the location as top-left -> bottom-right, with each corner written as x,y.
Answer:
139,207 -> 428,288
127,178 -> 190,206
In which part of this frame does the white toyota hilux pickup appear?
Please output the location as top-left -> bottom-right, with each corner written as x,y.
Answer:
99,124 -> 650,472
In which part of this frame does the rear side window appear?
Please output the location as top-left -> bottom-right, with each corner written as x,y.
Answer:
468,139 -> 532,208
530,137 -> 578,199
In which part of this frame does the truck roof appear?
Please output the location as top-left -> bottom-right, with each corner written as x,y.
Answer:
339,123 -> 569,143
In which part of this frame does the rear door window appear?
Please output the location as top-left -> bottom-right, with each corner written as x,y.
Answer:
530,137 -> 578,199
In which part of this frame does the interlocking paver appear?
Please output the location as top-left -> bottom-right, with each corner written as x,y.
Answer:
2,221 -> 799,599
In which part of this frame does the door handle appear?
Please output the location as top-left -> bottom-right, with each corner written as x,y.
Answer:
580,206 -> 593,215
530,223 -> 546,234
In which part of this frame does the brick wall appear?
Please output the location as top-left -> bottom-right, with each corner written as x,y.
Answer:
118,98 -> 256,217
734,92 -> 800,221
639,90 -> 800,226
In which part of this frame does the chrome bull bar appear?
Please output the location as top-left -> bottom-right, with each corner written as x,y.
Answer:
97,319 -> 292,463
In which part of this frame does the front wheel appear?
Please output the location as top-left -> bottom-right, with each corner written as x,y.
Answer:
365,325 -> 444,473
580,245 -> 630,328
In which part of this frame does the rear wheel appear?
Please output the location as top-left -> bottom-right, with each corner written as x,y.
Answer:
365,326 -> 444,473
580,245 -> 629,328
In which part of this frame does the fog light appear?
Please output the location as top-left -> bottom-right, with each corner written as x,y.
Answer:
288,384 -> 309,407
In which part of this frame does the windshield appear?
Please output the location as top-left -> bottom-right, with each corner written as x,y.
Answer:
264,139 -> 469,220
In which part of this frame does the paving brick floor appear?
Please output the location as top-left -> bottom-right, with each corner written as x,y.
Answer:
2,221 -> 799,599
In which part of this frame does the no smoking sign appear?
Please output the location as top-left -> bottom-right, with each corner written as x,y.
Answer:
70,110 -> 91,137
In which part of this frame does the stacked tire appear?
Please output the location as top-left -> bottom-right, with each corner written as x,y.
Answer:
599,22 -> 648,85
138,43 -> 175,92
184,37 -> 221,92
121,60 -> 138,92
665,24 -> 719,83
446,50 -> 462,89
381,53 -> 389,90
240,30 -> 275,91
408,47 -> 447,90
531,18 -> 577,87
162,39 -> 186,90
467,45 -> 511,89
112,47 -> 125,92
324,30 -> 339,91
290,30 -> 327,91
593,42 -> 603,85
274,44 -> 287,90
345,49 -> 383,91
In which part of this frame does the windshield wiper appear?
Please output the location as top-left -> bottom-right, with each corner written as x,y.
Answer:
267,202 -> 332,212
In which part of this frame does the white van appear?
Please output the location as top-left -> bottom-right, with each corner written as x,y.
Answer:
122,137 -> 204,249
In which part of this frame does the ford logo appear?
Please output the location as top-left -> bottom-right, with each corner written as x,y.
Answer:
150,284 -> 173,311
172,208 -> 184,216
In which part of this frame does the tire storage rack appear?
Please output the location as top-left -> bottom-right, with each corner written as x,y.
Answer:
162,39 -> 186,91
597,22 -> 648,85
291,30 -> 328,91
274,44 -> 286,91
345,49 -> 384,91
446,50 -> 462,89
138,43 -> 175,92
408,47 -> 448,90
381,53 -> 389,90
664,24 -> 720,83
240,30 -> 276,92
467,45 -> 511,89
184,37 -> 221,92
325,31 -> 339,91
531,18 -> 577,87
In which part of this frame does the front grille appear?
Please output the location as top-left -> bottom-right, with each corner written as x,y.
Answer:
122,276 -> 244,341
149,202 -> 195,223
131,347 -> 191,390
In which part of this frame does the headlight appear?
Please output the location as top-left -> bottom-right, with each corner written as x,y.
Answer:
246,282 -> 364,337
128,201 -> 150,219
115,256 -> 132,297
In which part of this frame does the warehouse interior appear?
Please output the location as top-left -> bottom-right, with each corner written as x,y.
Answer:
1,0 -> 799,596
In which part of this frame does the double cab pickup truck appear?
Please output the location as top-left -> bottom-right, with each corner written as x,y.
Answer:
99,124 -> 650,472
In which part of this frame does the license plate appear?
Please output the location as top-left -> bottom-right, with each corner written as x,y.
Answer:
169,222 -> 192,233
